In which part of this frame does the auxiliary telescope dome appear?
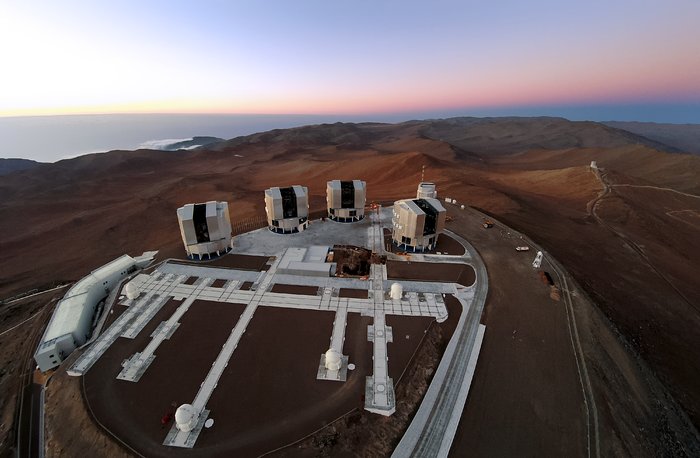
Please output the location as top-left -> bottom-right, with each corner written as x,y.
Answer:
175,404 -> 198,432
125,281 -> 139,300
390,282 -> 403,300
325,349 -> 342,371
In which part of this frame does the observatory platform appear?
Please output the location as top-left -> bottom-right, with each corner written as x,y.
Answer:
68,207 -> 485,457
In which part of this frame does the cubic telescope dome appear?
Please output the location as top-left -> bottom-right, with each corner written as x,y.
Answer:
325,349 -> 342,371
175,404 -> 198,432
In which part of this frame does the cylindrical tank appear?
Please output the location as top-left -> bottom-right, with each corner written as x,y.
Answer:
125,281 -> 139,300
325,349 -> 342,371
175,404 -> 198,432
417,182 -> 437,199
390,282 -> 403,300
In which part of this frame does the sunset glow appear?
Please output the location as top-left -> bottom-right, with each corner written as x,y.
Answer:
1,0 -> 699,117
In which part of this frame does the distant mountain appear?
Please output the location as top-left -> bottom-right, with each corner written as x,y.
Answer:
0,158 -> 42,176
210,116 -> 676,157
604,121 -> 700,155
417,116 -> 678,155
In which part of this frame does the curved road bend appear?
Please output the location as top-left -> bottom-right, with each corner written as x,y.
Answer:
590,168 -> 697,313
392,230 -> 488,457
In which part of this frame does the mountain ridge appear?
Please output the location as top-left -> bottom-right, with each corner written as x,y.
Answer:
604,121 -> 700,154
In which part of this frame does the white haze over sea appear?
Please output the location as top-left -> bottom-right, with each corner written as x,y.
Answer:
0,113 -> 409,163
137,138 -> 196,150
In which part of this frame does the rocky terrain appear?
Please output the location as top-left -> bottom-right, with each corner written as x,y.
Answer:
1,116 -> 699,456
0,158 -> 42,176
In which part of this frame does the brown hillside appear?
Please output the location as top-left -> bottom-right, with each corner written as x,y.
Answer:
1,117 -> 699,456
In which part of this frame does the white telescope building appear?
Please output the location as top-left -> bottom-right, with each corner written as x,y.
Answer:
391,197 -> 446,252
326,180 -> 366,222
34,252 -> 156,372
265,185 -> 309,233
416,182 -> 437,199
177,201 -> 232,259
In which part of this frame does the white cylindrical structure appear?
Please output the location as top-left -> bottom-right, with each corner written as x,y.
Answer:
125,281 -> 139,300
460,204 -> 465,210
175,404 -> 198,432
325,349 -> 342,371
390,282 -> 403,300
417,182 -> 437,199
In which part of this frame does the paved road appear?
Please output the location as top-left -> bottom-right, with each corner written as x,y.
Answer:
17,383 -> 43,458
392,230 -> 488,457
611,183 -> 700,199
454,204 -> 599,458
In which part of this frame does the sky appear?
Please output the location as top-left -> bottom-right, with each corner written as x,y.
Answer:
0,0 -> 699,120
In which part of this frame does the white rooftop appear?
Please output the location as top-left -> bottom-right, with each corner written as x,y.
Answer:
43,255 -> 136,342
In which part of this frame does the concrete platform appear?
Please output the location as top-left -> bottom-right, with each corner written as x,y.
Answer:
316,354 -> 349,382
74,208 -> 486,455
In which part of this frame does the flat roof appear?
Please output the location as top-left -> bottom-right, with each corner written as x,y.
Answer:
42,255 -> 135,343
396,197 -> 445,216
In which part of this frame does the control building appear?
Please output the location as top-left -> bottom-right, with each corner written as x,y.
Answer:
265,185 -> 309,233
326,180 -> 366,222
391,197 -> 446,252
177,201 -> 233,260
34,253 -> 155,372
416,182 -> 437,199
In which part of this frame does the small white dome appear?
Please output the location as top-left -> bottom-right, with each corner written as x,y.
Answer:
325,349 -> 342,371
390,282 -> 403,301
175,404 -> 198,432
125,281 -> 139,300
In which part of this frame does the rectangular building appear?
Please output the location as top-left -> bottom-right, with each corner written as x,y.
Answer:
34,255 -> 139,372
326,180 -> 366,222
265,185 -> 309,233
391,198 -> 446,251
177,201 -> 232,259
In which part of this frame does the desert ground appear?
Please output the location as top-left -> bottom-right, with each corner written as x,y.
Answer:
1,117 -> 699,456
